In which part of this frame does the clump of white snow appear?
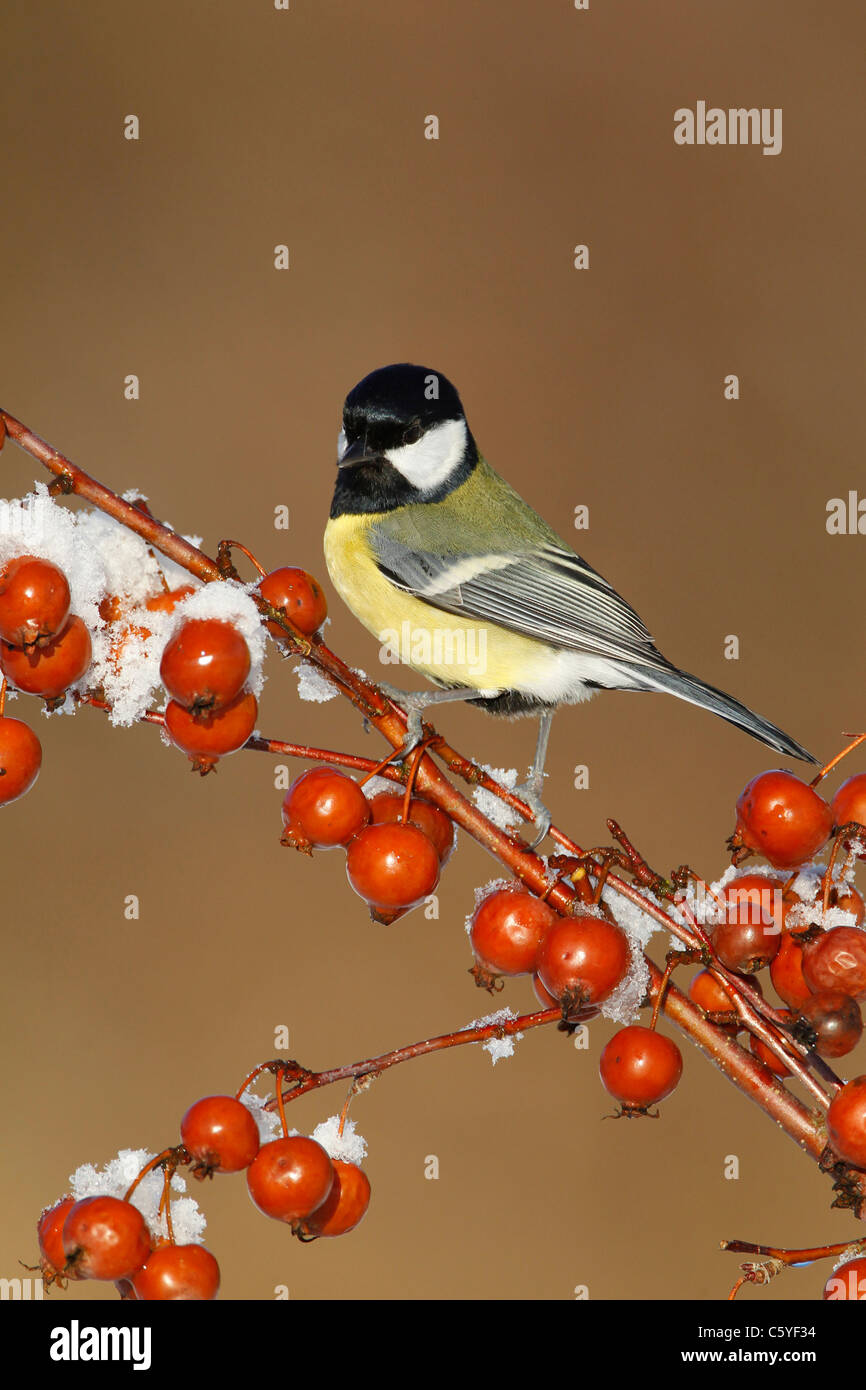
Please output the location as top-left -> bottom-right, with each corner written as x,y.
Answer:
310,1115 -> 368,1165
465,1005 -> 523,1065
294,660 -> 338,703
68,1148 -> 206,1245
597,886 -> 659,1024
472,766 -> 520,829
240,1089 -> 285,1144
601,932 -> 651,1025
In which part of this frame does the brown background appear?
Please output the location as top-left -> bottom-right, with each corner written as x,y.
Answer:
1,1 -> 864,1302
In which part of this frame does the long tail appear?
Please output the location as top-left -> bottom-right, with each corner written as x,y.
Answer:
625,662 -> 818,764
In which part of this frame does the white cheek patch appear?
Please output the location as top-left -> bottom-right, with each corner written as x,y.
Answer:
384,418 -> 468,493
336,429 -> 347,459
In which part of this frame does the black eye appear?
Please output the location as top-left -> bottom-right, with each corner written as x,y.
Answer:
402,420 -> 422,446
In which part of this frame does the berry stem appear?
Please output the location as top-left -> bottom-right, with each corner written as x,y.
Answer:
274,1066 -> 291,1140
123,1148 -> 183,1204
809,732 -> 866,788
217,539 -> 268,579
158,1167 -> 176,1245
402,737 -> 436,821
821,826 -> 849,915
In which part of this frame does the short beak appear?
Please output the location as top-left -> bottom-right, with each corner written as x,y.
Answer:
337,438 -> 379,469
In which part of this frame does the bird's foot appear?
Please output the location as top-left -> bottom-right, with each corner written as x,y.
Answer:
375,683 -> 430,761
513,776 -> 552,850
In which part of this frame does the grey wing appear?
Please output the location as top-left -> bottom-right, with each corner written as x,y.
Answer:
369,528 -> 666,668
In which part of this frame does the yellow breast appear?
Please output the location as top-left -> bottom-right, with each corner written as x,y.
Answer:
323,513 -> 559,693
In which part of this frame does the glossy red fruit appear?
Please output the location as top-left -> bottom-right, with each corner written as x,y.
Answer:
160,618 -> 250,712
164,690 -> 257,765
770,932 -> 813,1009
732,770 -> 832,870
131,1243 -> 220,1300
832,774 -> 866,836
469,887 -> 558,977
281,766 -> 370,850
144,585 -> 196,615
247,1137 -> 334,1222
37,1196 -> 77,1278
346,822 -> 440,911
0,555 -> 71,647
802,927 -> 866,1000
180,1095 -> 260,1175
599,1026 -> 683,1108
536,914 -> 630,1007
688,970 -> 761,1031
723,873 -> 787,928
0,614 -> 92,698
795,990 -> 863,1058
297,1161 -> 371,1238
367,791 -> 455,864
713,876 -> 783,972
749,1011 -> 795,1077
62,1196 -> 151,1281
824,1256 -> 866,1300
0,716 -> 42,805
827,1075 -> 866,1168
257,568 -> 327,638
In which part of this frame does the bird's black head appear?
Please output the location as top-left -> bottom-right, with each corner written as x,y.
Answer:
331,363 -> 478,517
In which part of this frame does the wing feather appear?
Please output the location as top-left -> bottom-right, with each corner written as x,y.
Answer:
370,528 -> 663,667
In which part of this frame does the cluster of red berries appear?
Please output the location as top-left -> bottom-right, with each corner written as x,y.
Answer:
37,1091 -> 371,1300
693,768 -> 866,1069
281,766 -> 454,923
0,555 -> 93,805
0,555 -> 330,789
685,766 -> 866,1185
160,567 -> 327,771
468,883 -> 684,1114
182,1095 -> 370,1241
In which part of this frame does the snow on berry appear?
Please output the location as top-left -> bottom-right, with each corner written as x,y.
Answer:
75,508 -> 194,610
0,487 -> 250,727
68,1148 -> 206,1246
361,774 -> 399,800
310,1115 -> 368,1165
463,878 -> 517,935
0,488 -> 103,623
240,1089 -> 286,1144
601,939 -> 650,1025
168,582 -> 266,696
593,890 -> 654,1024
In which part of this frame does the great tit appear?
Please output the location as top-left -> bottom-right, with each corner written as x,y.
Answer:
324,363 -> 816,845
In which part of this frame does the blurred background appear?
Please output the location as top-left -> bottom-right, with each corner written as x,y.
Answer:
1,1 -> 864,1301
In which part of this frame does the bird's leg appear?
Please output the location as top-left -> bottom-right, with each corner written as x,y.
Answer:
514,710 -> 555,849
376,682 -> 503,760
